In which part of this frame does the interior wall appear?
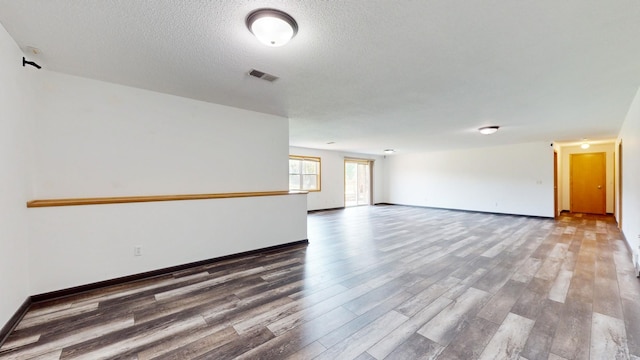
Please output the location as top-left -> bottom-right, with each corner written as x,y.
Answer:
29,195 -> 307,294
0,24 -> 34,327
559,143 -> 615,213
289,147 -> 384,211
618,86 -> 640,270
32,71 -> 288,198
25,71 -> 307,295
384,142 -> 554,217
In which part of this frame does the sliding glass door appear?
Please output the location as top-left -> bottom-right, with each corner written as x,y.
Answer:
345,159 -> 371,207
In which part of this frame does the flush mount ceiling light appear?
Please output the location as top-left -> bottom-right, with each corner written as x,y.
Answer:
478,126 -> 499,135
581,139 -> 590,149
246,8 -> 298,47
384,149 -> 395,154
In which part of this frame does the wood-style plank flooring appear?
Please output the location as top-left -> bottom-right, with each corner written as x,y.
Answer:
2,205 -> 640,359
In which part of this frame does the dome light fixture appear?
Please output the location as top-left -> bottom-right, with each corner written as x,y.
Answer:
581,139 -> 590,149
246,8 -> 298,47
384,149 -> 395,154
478,126 -> 499,135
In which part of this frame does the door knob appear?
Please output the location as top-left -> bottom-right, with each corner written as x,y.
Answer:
597,185 -> 602,189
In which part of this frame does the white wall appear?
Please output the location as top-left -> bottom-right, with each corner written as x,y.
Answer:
289,147 -> 384,211
23,71 -> 307,295
558,143 -> 615,213
618,86 -> 640,269
28,194 -> 306,294
385,142 -> 554,217
0,24 -> 34,327
0,27 -> 307,328
33,71 -> 288,198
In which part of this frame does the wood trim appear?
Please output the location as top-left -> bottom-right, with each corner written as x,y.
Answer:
27,190 -> 307,208
289,155 -> 322,192
344,157 -> 375,163
30,239 -> 309,303
554,151 -> 559,219
618,140 -> 623,229
0,297 -> 32,348
289,155 -> 321,162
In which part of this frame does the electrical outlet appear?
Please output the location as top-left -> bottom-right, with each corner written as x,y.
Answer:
134,246 -> 142,257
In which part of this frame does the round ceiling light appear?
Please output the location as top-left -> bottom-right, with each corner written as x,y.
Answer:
478,126 -> 499,135
384,149 -> 395,154
246,9 -> 298,47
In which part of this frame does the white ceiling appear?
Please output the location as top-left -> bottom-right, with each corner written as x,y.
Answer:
1,0 -> 639,155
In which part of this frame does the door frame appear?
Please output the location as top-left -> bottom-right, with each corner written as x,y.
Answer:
554,151 -> 558,218
344,158 -> 374,207
617,141 -> 623,228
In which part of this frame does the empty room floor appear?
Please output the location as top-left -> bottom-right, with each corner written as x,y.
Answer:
1,205 -> 639,359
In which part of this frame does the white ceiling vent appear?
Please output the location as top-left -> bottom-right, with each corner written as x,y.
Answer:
248,69 -> 279,82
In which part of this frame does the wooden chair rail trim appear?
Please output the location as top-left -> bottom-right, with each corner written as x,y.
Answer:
27,190 -> 308,208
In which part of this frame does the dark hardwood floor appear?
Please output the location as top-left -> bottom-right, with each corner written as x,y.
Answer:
1,205 -> 639,359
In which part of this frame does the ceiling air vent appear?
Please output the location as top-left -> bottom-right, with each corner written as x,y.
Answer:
248,69 -> 279,82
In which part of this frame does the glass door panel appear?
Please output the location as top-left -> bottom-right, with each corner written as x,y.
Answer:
356,163 -> 370,206
345,160 -> 371,207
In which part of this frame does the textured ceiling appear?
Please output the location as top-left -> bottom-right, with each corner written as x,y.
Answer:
1,0 -> 639,155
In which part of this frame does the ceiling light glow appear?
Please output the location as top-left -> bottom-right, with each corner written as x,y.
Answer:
581,143 -> 590,149
384,149 -> 395,154
478,126 -> 499,135
246,9 -> 298,47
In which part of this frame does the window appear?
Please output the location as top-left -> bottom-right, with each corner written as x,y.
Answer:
289,155 -> 321,191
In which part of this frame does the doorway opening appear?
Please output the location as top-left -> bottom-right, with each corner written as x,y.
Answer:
345,159 -> 372,207
617,141 -> 623,228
